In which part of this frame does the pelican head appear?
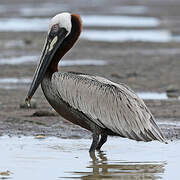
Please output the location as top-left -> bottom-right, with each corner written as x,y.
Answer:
25,12 -> 82,105
49,13 -> 72,36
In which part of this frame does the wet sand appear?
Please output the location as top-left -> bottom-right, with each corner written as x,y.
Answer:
0,1 -> 180,140
1,86 -> 180,140
1,0 -> 180,179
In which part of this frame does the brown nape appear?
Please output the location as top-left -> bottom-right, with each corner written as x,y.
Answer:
50,14 -> 82,73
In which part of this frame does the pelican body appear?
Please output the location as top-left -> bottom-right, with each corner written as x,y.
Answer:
25,12 -> 166,152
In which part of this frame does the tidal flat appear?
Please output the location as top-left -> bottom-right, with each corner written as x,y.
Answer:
1,0 -> 180,179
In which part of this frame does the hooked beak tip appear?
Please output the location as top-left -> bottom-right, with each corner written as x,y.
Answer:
25,97 -> 31,108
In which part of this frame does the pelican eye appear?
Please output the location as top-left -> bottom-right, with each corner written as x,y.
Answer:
52,24 -> 59,33
49,24 -> 59,40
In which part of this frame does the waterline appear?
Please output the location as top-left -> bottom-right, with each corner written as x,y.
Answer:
0,56 -> 108,66
0,15 -> 160,32
81,29 -> 172,42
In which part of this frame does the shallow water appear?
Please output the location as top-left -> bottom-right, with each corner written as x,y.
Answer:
60,59 -> 108,66
0,18 -> 49,32
0,56 -> 38,65
158,120 -> 180,126
0,136 -> 179,180
138,92 -> 180,100
0,77 -> 31,84
137,92 -> 168,100
0,78 -> 31,89
0,78 -> 177,101
0,15 -> 159,32
0,56 -> 108,66
1,16 -> 178,42
0,77 -> 175,101
82,15 -> 159,27
81,29 -> 172,42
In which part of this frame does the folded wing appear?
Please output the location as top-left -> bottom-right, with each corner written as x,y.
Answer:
52,72 -> 166,143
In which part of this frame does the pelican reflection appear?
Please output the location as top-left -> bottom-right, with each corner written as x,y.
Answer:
70,151 -> 166,179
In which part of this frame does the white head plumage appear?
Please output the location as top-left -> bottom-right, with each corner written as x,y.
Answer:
49,12 -> 72,36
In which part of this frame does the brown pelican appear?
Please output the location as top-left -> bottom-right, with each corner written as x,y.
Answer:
25,12 -> 166,152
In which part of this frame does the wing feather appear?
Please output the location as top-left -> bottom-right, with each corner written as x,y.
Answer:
52,72 -> 166,142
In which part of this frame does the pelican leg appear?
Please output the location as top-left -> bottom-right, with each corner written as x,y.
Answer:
96,134 -> 107,151
89,133 -> 99,152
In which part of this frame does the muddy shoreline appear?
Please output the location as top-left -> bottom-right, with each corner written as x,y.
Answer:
0,0 -> 180,141
1,86 -> 180,140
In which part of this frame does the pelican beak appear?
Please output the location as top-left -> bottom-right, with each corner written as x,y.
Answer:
25,27 -> 68,106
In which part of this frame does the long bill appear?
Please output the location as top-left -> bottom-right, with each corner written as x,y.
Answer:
25,28 -> 68,107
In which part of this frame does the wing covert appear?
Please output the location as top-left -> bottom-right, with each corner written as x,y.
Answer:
52,72 -> 165,142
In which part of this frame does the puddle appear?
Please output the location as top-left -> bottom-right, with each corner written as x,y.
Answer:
0,59 -> 108,89
0,136 -> 179,179
0,78 -> 31,89
81,29 -> 172,42
138,92 -> 180,100
137,92 -> 168,100
0,18 -> 49,32
60,59 -> 108,66
82,15 -> 159,27
0,85 -> 27,89
0,15 -> 159,32
0,77 -> 177,102
158,120 -> 180,126
0,56 -> 38,65
0,56 -> 108,66
0,17 -> 179,43
0,78 -> 31,84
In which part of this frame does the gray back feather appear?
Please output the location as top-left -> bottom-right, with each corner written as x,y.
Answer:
52,72 -> 166,143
